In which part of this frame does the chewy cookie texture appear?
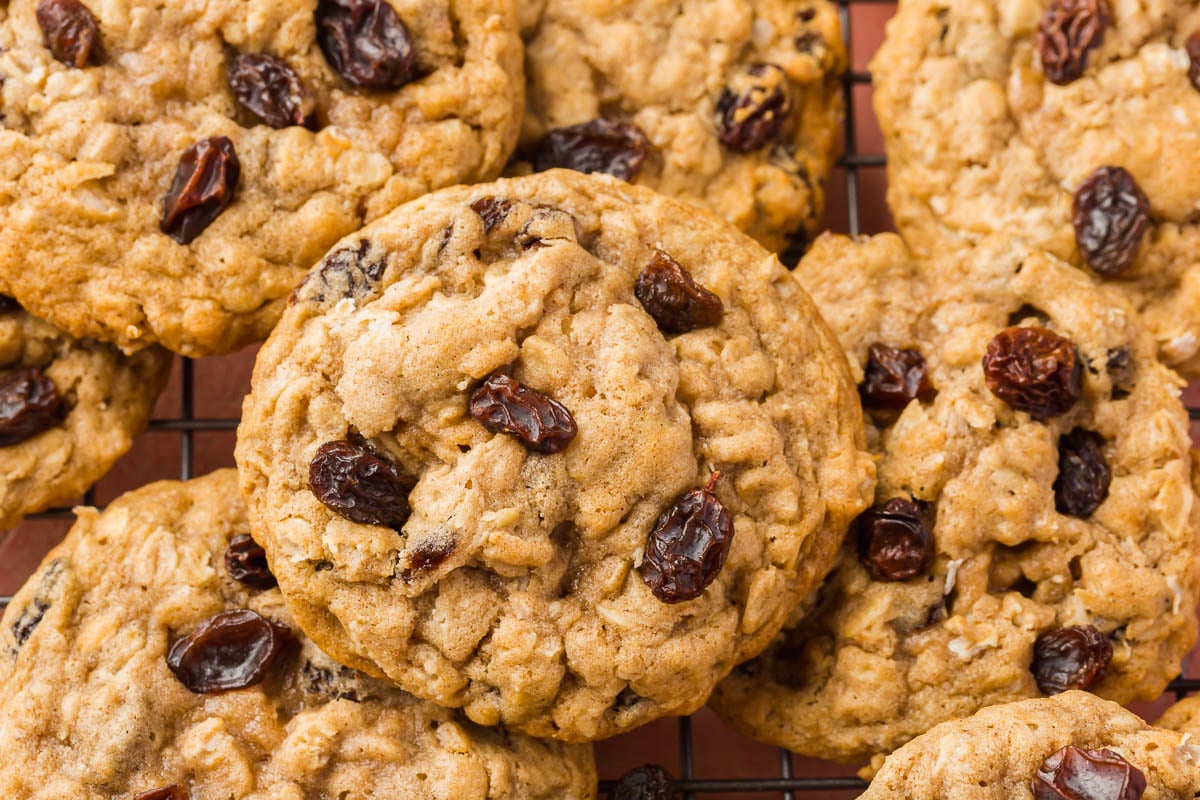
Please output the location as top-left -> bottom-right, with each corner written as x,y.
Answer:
0,470 -> 596,800
236,169 -> 875,741
0,0 -> 524,355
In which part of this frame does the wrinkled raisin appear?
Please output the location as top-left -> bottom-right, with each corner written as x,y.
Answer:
468,371 -> 577,454
640,473 -> 734,603
36,0 -> 99,67
634,250 -> 723,334
400,535 -> 456,580
1032,746 -> 1146,800
0,367 -> 62,447
1187,33 -> 1200,91
1031,625 -> 1112,694
470,196 -> 515,233
161,136 -> 241,245
298,239 -> 387,305
1072,166 -> 1150,277
308,438 -> 414,527
225,534 -> 277,590
1054,428 -> 1111,518
133,787 -> 189,800
859,344 -> 934,410
7,561 -> 62,654
533,118 -> 651,181
983,327 -> 1082,420
166,609 -> 291,694
315,0 -> 414,90
610,764 -> 674,800
856,498 -> 934,582
716,64 -> 792,153
1037,0 -> 1110,85
1106,347 -> 1134,399
229,53 -> 315,129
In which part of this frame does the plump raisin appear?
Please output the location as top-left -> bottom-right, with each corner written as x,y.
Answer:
468,371 -> 577,454
315,0 -> 414,90
166,609 -> 291,694
470,196 -> 515,233
640,472 -> 734,604
983,327 -> 1082,421
610,764 -> 674,800
856,498 -> 934,582
401,535 -> 456,580
634,250 -> 723,334
1054,428 -> 1111,518
133,786 -> 189,800
859,343 -> 934,410
1037,0 -> 1110,85
1187,33 -> 1200,91
229,53 -> 315,129
36,0 -> 99,68
1032,746 -> 1146,800
1031,625 -> 1112,694
160,136 -> 241,245
308,438 -> 414,527
1072,166 -> 1150,277
225,534 -> 277,590
533,118 -> 651,181
1105,347 -> 1134,399
0,367 -> 63,447
716,64 -> 792,153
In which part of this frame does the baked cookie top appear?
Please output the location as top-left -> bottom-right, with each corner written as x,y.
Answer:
710,233 -> 1199,767
0,0 -> 523,356
514,0 -> 845,251
872,0 -> 1200,376
1159,693 -> 1200,738
0,469 -> 596,800
862,692 -> 1200,799
235,169 -> 874,741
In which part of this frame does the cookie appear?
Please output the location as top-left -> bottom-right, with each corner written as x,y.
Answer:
0,469 -> 596,799
862,692 -> 1200,799
872,0 -> 1200,376
513,0 -> 845,251
235,169 -> 875,741
710,233 -> 1200,768
0,0 -> 523,356
1159,694 -> 1200,738
0,296 -> 171,530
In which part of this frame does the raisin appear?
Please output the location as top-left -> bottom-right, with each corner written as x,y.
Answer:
1105,347 -> 1134,399
1037,0 -> 1110,85
315,0 -> 414,90
1072,166 -> 1150,277
36,0 -> 99,68
166,609 -> 291,694
468,371 -> 577,454
1187,33 -> 1200,92
400,535 -> 456,580
229,53 -> 315,129
298,239 -> 387,305
859,343 -> 934,410
610,764 -> 674,800
634,250 -> 724,334
133,786 -> 189,800
225,534 -> 277,590
533,118 -> 651,181
983,327 -> 1082,421
0,367 -> 62,447
640,472 -> 734,604
716,63 -> 793,153
11,598 -> 49,649
1032,746 -> 1146,800
856,498 -> 934,582
470,196 -> 515,233
1031,625 -> 1112,694
1054,428 -> 1111,518
296,659 -> 365,702
160,136 -> 241,245
308,438 -> 414,528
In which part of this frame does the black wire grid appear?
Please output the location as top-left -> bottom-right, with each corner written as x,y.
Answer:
1,2 -> 1198,796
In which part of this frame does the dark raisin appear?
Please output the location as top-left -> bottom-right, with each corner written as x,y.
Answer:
1031,625 -> 1112,694
400,535 -> 456,580
0,296 -> 21,313
716,64 -> 792,153
166,609 -> 291,694
1054,428 -> 1111,518
468,371 -> 577,454
308,438 -> 414,527
315,0 -> 414,90
229,53 -> 315,129
297,659 -> 365,702
532,118 -> 651,181
640,472 -> 734,604
1071,166 -> 1150,277
859,343 -> 934,410
1032,746 -> 1146,800
160,136 -> 241,245
0,367 -> 62,446
1105,347 -> 1134,399
36,0 -> 99,67
634,250 -> 723,334
1187,33 -> 1200,91
1037,0 -> 1110,85
470,197 -> 515,233
610,764 -> 674,800
225,534 -> 277,590
298,239 -> 387,304
982,326 -> 1083,421
133,786 -> 189,800
856,498 -> 934,582
11,598 -> 49,649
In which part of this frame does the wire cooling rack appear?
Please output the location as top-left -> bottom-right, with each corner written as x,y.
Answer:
0,2 -> 1198,798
